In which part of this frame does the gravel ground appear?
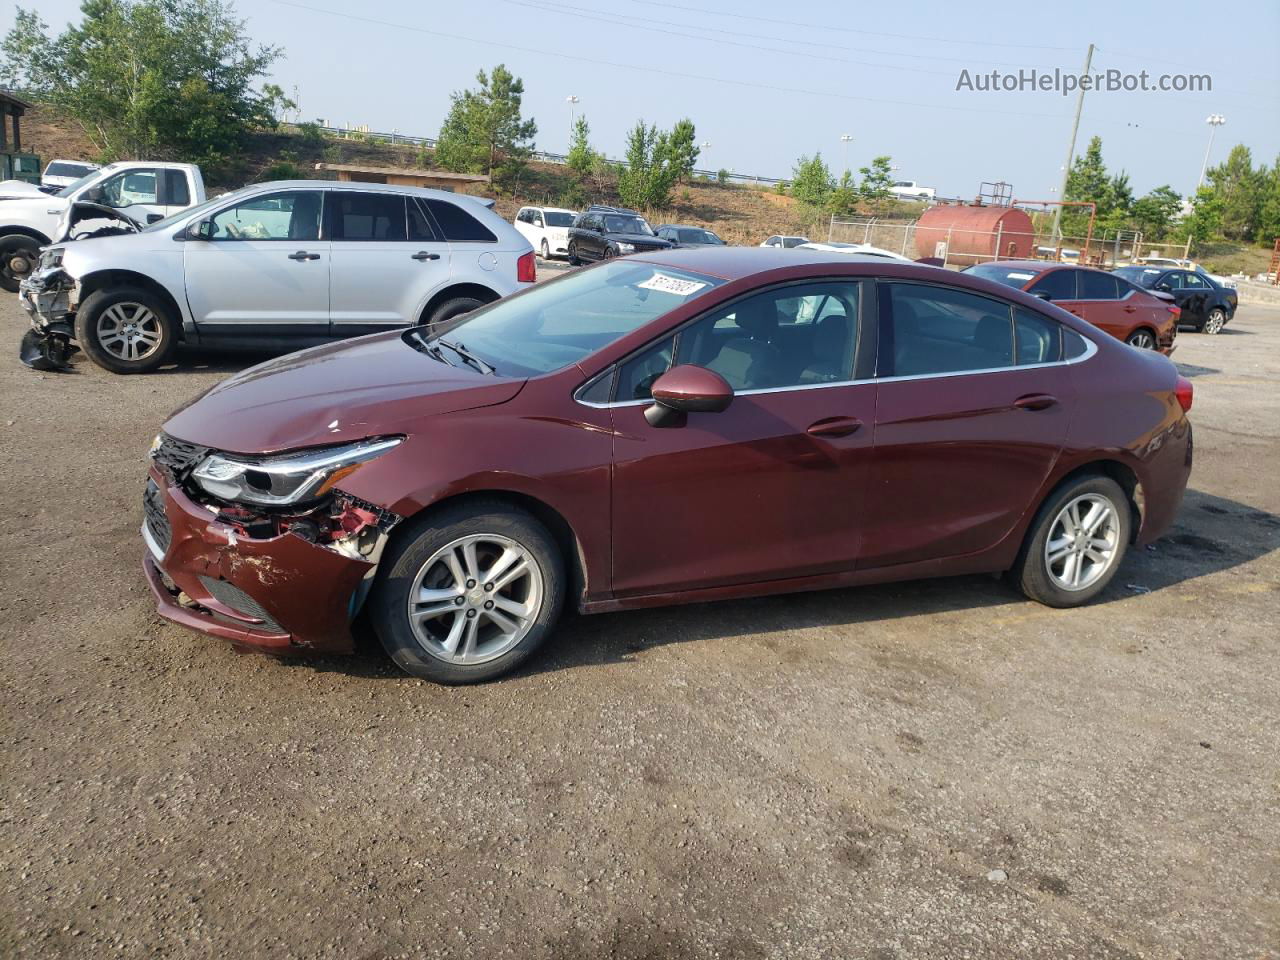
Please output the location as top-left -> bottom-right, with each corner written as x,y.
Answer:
1,293 -> 1277,959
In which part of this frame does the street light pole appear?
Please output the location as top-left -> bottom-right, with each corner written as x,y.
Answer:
566,95 -> 580,149
1050,42 -> 1094,240
1197,114 -> 1225,190
840,134 -> 853,174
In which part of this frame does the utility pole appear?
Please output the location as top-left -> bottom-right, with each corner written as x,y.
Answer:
840,134 -> 853,175
566,95 -> 580,150
1050,43 -> 1094,240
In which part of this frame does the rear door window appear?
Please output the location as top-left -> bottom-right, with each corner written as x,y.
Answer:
329,191 -> 407,241
1079,271 -> 1120,300
163,170 -> 190,207
883,282 -> 1014,377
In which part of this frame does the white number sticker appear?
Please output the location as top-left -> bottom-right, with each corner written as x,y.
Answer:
638,273 -> 708,297
1007,271 -> 1035,281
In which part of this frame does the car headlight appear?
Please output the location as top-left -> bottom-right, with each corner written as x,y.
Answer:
191,438 -> 402,506
616,242 -> 636,253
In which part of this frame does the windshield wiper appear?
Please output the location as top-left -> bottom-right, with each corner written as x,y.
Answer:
408,328 -> 456,367
439,339 -> 495,375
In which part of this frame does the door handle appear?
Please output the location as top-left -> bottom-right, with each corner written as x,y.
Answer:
288,251 -> 319,261
412,251 -> 441,261
806,416 -> 862,438
1013,394 -> 1058,411
1123,304 -> 1137,313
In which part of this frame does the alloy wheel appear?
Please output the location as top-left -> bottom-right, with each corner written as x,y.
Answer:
540,239 -> 550,259
1127,330 -> 1156,350
1203,309 -> 1226,335
406,534 -> 544,664
1044,493 -> 1120,592
97,302 -> 163,362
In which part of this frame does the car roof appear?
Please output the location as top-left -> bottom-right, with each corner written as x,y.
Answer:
525,205 -> 575,213
222,179 -> 489,202
630,246 -> 946,280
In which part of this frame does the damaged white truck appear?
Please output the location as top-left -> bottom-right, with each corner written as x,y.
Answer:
1,161 -> 206,292
19,179 -> 535,373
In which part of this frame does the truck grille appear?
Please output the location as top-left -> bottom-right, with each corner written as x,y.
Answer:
143,479 -> 171,553
151,434 -> 209,481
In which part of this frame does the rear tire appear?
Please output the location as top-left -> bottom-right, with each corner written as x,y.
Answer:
74,286 -> 177,374
0,235 -> 40,293
371,501 -> 566,684
1202,308 -> 1226,334
1012,474 -> 1132,608
425,295 -> 484,332
1126,328 -> 1157,350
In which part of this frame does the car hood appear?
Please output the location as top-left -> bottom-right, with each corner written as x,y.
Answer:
163,331 -> 526,455
604,233 -> 673,247
0,179 -> 54,200
53,202 -> 142,242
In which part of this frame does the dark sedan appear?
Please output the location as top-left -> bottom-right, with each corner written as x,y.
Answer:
142,249 -> 1193,684
566,205 -> 672,264
1113,265 -> 1238,334
655,224 -> 726,247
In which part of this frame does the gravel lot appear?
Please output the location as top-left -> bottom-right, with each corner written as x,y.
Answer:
2,290 -> 1277,959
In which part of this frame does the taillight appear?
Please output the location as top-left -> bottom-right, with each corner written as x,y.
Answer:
517,251 -> 536,283
1175,375 -> 1193,413
1167,305 -> 1181,317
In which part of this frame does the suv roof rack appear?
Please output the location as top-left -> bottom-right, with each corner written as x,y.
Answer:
586,204 -> 640,215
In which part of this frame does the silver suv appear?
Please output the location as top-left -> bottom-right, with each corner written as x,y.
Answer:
19,180 -> 536,373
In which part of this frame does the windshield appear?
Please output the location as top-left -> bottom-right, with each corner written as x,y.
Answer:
544,211 -> 575,227
56,170 -> 106,198
46,162 -> 95,179
604,215 -> 654,236
141,193 -> 224,233
419,261 -> 724,377
1113,266 -> 1161,288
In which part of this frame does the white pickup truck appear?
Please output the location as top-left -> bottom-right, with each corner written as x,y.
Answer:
0,161 -> 206,291
887,180 -> 936,202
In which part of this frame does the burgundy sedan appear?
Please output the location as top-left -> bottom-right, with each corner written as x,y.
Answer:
143,249 -> 1193,683
964,260 -> 1181,353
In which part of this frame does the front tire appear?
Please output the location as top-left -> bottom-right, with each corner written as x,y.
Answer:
74,286 -> 177,374
0,235 -> 40,293
1012,474 -> 1131,607
1202,308 -> 1226,334
540,238 -> 551,260
371,501 -> 566,684
567,241 -> 581,266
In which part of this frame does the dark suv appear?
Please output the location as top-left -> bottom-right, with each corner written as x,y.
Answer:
567,205 -> 672,264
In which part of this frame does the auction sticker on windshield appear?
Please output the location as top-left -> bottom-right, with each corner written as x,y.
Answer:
638,273 -> 709,297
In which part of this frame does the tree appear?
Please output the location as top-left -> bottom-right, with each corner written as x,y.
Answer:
830,169 -> 858,216
1181,187 -> 1223,243
1063,135 -> 1111,235
0,0 -> 284,178
666,118 -> 700,181
857,156 -> 895,209
790,153 -> 833,213
566,115 -> 595,175
1130,186 -> 1182,241
1256,158 -> 1280,244
1206,145 -> 1264,243
617,120 -> 679,210
435,64 -> 537,185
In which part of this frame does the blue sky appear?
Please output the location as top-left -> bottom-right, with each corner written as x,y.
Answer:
12,0 -> 1280,198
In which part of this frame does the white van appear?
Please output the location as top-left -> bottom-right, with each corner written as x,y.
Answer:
513,205 -> 577,260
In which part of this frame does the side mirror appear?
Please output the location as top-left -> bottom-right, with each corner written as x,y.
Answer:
1033,290 -> 1052,301
146,213 -> 163,224
82,186 -> 104,203
188,219 -> 214,241
1155,282 -> 1172,293
645,365 -> 734,428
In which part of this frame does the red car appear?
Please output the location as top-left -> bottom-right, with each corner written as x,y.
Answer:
143,250 -> 1193,683
964,260 -> 1180,353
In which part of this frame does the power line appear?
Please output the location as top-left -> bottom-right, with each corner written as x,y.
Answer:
265,0 -> 1072,122
505,0 -> 1054,71
614,0 -> 1079,51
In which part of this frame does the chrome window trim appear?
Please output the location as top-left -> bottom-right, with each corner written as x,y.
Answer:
574,336 -> 1097,409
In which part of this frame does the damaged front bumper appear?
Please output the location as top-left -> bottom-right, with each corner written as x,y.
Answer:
18,264 -> 78,371
142,465 -> 400,656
